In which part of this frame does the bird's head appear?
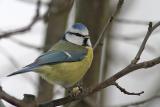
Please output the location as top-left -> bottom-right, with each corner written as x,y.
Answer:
64,23 -> 92,47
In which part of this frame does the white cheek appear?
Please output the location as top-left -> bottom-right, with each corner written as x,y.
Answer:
65,34 -> 84,46
87,39 -> 92,47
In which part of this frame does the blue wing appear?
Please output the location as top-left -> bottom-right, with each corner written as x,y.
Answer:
8,50 -> 87,76
35,50 -> 87,65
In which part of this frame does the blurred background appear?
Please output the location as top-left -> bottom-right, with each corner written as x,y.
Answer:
0,0 -> 160,107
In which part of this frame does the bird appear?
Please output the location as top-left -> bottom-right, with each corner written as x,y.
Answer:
8,23 -> 93,90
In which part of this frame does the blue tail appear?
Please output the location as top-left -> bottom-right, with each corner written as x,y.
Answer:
7,63 -> 38,77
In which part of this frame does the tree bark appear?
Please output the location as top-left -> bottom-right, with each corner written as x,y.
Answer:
67,0 -> 110,107
37,0 -> 74,103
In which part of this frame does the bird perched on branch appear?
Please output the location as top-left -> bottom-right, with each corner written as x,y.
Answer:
8,23 -> 93,91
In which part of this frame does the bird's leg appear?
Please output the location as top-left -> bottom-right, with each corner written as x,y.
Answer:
66,80 -> 84,97
71,86 -> 82,96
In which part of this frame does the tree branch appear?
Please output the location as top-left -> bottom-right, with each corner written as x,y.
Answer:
0,87 -> 38,107
115,18 -> 157,26
113,82 -> 144,96
93,0 -> 124,50
131,22 -> 160,64
0,0 -> 41,39
0,87 -> 21,106
131,22 -> 153,64
10,38 -> 43,51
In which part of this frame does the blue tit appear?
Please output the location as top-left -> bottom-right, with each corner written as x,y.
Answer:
8,23 -> 93,89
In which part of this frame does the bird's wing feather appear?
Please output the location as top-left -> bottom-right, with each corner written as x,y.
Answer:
7,50 -> 87,76
35,50 -> 87,65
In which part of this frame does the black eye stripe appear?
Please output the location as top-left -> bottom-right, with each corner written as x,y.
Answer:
83,38 -> 88,46
67,32 -> 86,37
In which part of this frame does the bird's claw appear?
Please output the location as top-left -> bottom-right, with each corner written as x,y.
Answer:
68,86 -> 83,97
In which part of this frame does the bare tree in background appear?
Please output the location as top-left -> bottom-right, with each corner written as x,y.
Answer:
37,0 -> 74,103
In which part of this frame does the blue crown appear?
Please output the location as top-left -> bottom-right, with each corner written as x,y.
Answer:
72,23 -> 87,30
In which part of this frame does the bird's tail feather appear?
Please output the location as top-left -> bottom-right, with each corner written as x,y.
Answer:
7,63 -> 38,77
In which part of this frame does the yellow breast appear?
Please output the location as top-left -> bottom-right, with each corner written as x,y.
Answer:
37,47 -> 93,88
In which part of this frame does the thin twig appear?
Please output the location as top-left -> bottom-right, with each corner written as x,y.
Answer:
0,0 -> 41,39
113,82 -> 144,96
10,38 -> 43,51
131,22 -> 152,64
131,22 -> 160,64
112,24 -> 160,42
93,0 -> 124,50
115,18 -> 157,26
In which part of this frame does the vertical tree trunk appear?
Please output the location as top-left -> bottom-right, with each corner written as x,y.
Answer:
67,0 -> 111,107
75,0 -> 108,90
99,27 -> 112,107
37,0 -> 74,103
100,2 -> 124,106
